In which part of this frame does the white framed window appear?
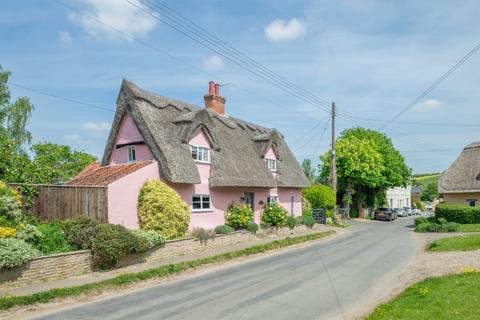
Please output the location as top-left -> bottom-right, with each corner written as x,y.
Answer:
190,145 -> 210,163
265,159 -> 277,172
468,199 -> 477,207
128,146 -> 136,163
267,196 -> 278,204
192,194 -> 211,211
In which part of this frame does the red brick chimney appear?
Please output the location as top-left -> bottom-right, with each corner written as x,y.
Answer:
204,81 -> 226,115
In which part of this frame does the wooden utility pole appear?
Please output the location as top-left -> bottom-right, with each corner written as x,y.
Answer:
331,102 -> 337,196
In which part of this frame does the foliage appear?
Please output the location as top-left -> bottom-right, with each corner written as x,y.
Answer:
457,224 -> 480,232
260,222 -> 272,229
415,217 -> 459,233
350,209 -> 359,218
0,226 -> 16,238
16,224 -> 43,244
137,180 -> 190,239
225,203 -> 254,230
0,193 -> 24,223
414,200 -> 425,211
297,215 -> 315,228
91,223 -> 148,269
35,222 -> 73,255
302,184 -> 336,210
261,203 -> 287,227
435,203 -> 480,224
286,215 -> 298,230
0,231 -> 334,310
190,227 -> 216,244
421,182 -> 439,202
0,238 -> 39,269
214,225 -> 235,234
61,216 -> 99,250
246,222 -> 259,234
302,196 -> 312,216
427,234 -> 480,252
301,159 -> 316,182
132,229 -> 165,249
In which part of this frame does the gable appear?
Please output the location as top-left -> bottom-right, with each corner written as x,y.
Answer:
189,128 -> 212,148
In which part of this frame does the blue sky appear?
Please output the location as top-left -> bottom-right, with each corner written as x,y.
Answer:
1,0 -> 479,173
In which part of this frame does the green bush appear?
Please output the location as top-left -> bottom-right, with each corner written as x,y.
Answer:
261,203 -> 287,227
302,197 -> 312,216
260,222 -> 272,229
35,222 -> 73,255
0,194 -> 24,224
132,229 -> 165,249
246,222 -> 259,234
214,225 -> 235,234
62,216 -> 98,250
302,184 -> 336,209
91,224 -> 148,269
225,204 -> 254,229
0,238 -> 39,269
350,209 -> 359,218
137,180 -> 190,239
286,216 -> 297,230
435,203 -> 480,224
17,224 -> 43,245
297,216 -> 315,228
415,218 -> 459,233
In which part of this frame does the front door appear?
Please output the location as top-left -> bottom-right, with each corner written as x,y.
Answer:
245,192 -> 254,211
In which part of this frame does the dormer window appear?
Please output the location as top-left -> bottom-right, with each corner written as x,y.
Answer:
190,145 -> 210,163
266,159 -> 277,172
128,146 -> 136,162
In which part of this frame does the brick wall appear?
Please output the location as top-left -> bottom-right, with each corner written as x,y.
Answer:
0,250 -> 91,289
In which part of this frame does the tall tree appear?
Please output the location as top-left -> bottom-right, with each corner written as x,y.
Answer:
0,65 -> 34,147
302,159 -> 316,182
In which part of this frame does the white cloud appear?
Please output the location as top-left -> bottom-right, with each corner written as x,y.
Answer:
203,55 -> 224,70
83,122 -> 111,136
413,99 -> 443,112
264,18 -> 306,42
59,31 -> 72,48
70,0 -> 158,40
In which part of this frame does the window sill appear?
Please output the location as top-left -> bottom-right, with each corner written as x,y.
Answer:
191,209 -> 214,213
194,160 -> 211,164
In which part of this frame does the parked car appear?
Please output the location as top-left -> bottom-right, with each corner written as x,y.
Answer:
394,208 -> 408,217
425,203 -> 433,211
414,208 -> 421,215
403,207 -> 414,216
374,207 -> 395,221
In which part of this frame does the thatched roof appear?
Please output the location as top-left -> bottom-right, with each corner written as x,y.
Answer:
101,80 -> 310,188
439,141 -> 480,193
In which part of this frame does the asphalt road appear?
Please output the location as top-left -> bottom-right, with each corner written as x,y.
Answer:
36,217 -> 418,320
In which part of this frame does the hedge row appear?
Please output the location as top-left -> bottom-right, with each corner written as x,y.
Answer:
435,203 -> 480,224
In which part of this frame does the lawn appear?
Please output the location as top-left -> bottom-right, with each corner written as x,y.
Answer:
367,272 -> 480,320
427,234 -> 480,252
457,224 -> 480,232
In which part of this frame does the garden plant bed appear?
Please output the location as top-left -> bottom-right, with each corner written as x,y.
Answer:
0,230 -> 335,313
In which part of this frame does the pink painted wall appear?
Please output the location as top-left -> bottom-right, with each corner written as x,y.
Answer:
107,162 -> 160,229
110,113 -> 154,164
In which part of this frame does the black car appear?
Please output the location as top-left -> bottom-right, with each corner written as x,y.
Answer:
374,207 -> 395,221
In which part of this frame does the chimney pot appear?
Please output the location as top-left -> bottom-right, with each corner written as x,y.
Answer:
214,83 -> 220,96
204,81 -> 226,115
208,81 -> 214,95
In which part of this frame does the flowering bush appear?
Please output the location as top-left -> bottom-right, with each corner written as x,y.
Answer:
261,203 -> 287,227
0,226 -> 16,238
132,229 -> 165,249
17,224 -> 43,244
0,238 -> 39,269
0,195 -> 24,223
225,204 -> 254,229
137,180 -> 190,239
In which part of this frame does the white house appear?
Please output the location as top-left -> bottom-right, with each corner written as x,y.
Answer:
386,185 -> 412,209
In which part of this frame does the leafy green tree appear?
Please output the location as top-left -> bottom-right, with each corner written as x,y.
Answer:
302,159 -> 316,182
0,65 -> 34,147
421,182 -> 438,202
302,184 -> 335,209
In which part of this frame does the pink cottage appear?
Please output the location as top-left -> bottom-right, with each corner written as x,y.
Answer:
68,80 -> 310,229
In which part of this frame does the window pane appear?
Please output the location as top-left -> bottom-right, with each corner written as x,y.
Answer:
191,146 -> 198,160
202,196 -> 210,209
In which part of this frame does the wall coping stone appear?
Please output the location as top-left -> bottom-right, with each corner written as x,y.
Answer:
29,250 -> 91,261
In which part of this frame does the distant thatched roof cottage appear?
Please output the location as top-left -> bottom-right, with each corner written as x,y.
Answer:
70,80 -> 310,229
439,141 -> 480,207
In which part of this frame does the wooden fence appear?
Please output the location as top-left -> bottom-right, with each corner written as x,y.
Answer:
10,184 -> 108,222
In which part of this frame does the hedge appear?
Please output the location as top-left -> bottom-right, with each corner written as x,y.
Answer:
435,203 -> 480,224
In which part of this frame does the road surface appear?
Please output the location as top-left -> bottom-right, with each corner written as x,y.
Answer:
36,217 -> 418,320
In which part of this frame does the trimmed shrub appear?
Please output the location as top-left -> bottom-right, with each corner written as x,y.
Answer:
261,203 -> 287,227
132,229 -> 165,249
302,184 -> 336,210
225,204 -> 254,230
35,222 -> 73,255
286,216 -> 297,230
414,217 -> 428,226
415,218 -> 459,233
435,203 -> 480,224
91,224 -> 148,269
298,215 -> 315,228
190,227 -> 216,244
137,180 -> 190,239
62,216 -> 98,250
214,225 -> 235,234
0,238 -> 39,269
246,222 -> 259,234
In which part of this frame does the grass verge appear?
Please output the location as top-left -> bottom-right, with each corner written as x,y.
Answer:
0,230 -> 334,311
457,224 -> 480,232
366,271 -> 480,320
427,234 -> 480,252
